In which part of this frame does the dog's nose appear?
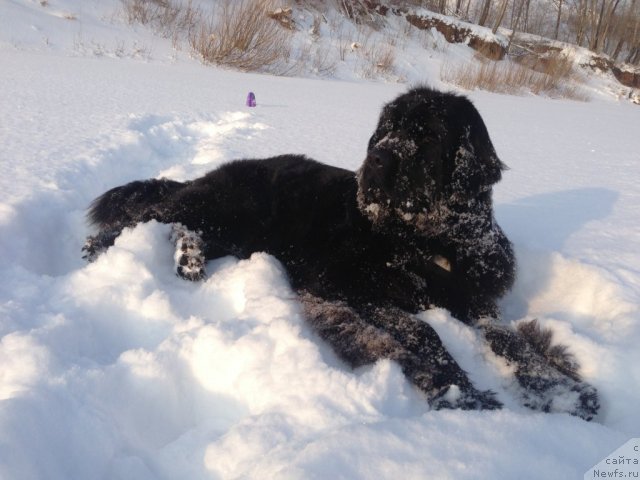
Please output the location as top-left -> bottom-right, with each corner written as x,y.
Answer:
362,149 -> 397,196
366,149 -> 393,169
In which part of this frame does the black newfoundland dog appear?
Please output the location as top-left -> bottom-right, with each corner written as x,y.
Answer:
84,87 -> 599,420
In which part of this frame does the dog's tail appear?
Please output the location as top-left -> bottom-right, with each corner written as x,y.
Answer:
88,178 -> 186,229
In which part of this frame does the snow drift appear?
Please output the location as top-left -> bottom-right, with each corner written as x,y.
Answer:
1,1 -> 639,479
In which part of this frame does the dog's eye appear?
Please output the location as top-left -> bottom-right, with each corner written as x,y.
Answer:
420,135 -> 437,145
367,149 -> 394,169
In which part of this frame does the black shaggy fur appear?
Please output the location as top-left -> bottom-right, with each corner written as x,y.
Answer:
84,87 -> 599,419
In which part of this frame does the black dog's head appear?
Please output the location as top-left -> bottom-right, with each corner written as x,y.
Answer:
357,87 -> 506,233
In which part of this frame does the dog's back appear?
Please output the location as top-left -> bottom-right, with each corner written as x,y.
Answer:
87,155 -> 361,259
165,155 -> 361,258
88,178 -> 186,230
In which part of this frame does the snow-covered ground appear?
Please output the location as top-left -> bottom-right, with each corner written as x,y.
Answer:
1,1 -> 639,479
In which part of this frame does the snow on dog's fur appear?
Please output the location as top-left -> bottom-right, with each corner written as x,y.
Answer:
84,87 -> 599,419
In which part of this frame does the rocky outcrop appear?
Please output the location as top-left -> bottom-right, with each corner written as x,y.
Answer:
405,13 -> 507,60
514,38 -> 640,91
612,67 -> 640,89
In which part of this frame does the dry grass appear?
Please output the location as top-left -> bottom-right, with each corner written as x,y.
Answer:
188,0 -> 291,73
330,18 -> 354,61
121,0 -> 292,73
358,43 -> 396,78
370,43 -> 395,74
121,0 -> 200,38
119,0 -> 396,79
515,50 -> 577,83
441,56 -> 589,101
308,43 -> 338,76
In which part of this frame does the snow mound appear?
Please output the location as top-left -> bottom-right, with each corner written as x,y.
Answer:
2,2 -> 640,477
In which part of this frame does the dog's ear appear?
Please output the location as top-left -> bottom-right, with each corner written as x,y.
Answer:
367,101 -> 398,152
449,119 -> 506,199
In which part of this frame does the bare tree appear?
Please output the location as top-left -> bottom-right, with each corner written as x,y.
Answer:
522,0 -> 531,32
325,0 -> 640,65
554,0 -> 564,39
455,0 -> 464,16
625,3 -> 640,63
492,0 -> 510,33
590,0 -> 607,50
608,0 -> 638,58
585,0 -> 622,52
465,0 -> 473,19
478,0 -> 492,25
507,0 -> 526,50
508,0 -> 526,30
599,0 -> 622,51
571,0 -> 590,46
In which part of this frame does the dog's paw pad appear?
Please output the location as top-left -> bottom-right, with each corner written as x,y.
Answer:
177,264 -> 206,281
572,383 -> 600,421
171,223 -> 206,282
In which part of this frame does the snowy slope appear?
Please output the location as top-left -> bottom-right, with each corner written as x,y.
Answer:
1,1 -> 640,479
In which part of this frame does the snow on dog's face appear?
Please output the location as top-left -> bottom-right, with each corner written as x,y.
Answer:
357,87 -> 506,234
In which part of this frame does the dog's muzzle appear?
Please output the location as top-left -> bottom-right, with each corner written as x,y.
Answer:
359,148 -> 398,199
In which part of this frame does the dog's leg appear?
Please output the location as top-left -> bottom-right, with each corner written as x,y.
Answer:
365,305 -> 501,410
171,223 -> 206,281
82,229 -> 121,262
480,319 -> 599,421
299,292 -> 501,411
411,260 -> 598,419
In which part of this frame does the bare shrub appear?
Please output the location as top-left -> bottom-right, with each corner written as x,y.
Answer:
330,18 -> 354,61
515,50 -> 577,84
358,42 -> 396,78
122,0 -> 292,73
291,42 -> 338,77
384,18 -> 413,50
371,43 -> 395,74
188,0 -> 292,73
311,14 -> 323,37
310,44 -> 339,76
441,58 -> 589,101
122,0 -> 168,27
417,27 -> 449,53
121,0 -> 200,38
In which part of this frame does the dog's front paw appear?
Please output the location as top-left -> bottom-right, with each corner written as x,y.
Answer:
481,321 -> 600,420
572,382 -> 600,422
516,372 -> 600,421
177,262 -> 206,281
82,231 -> 119,262
431,384 -> 502,411
81,237 -> 100,262
171,224 -> 206,281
